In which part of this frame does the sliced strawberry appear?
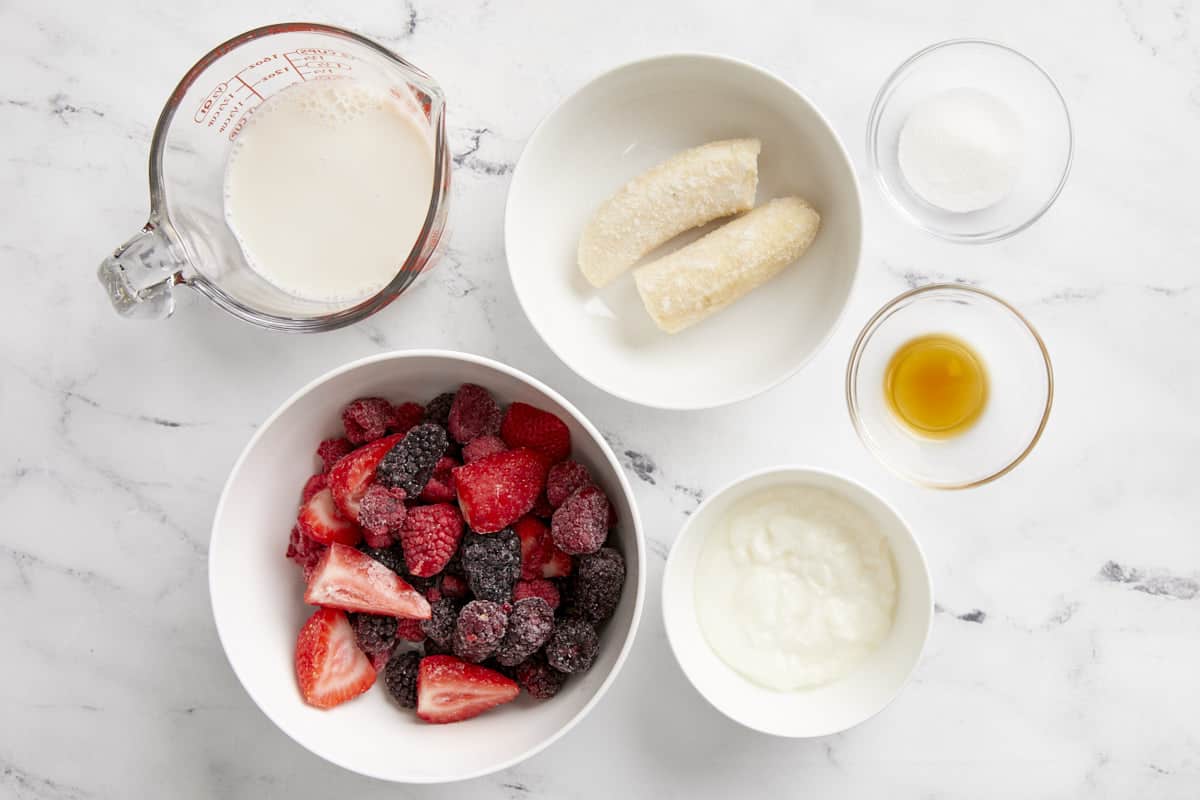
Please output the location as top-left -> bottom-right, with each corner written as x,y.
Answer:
305,543 -> 432,619
301,473 -> 327,504
416,655 -> 519,724
514,515 -> 573,580
328,433 -> 404,520
295,607 -> 376,709
400,503 -> 464,577
514,578 -> 560,609
500,402 -> 571,464
298,487 -> 362,546
452,448 -> 548,533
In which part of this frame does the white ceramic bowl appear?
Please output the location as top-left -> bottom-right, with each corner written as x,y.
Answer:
662,467 -> 931,737
210,351 -> 645,783
505,54 -> 863,410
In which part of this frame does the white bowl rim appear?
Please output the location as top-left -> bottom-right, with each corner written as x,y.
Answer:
208,348 -> 647,782
661,464 -> 933,737
504,51 -> 865,411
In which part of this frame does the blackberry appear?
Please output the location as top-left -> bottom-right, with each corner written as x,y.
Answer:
376,423 -> 448,496
514,654 -> 568,700
421,598 -> 459,647
383,650 -> 420,709
564,547 -> 625,623
358,543 -> 406,575
544,618 -> 599,674
422,637 -> 453,656
496,598 -> 555,667
423,392 -> 455,426
452,600 -> 508,663
350,613 -> 397,661
359,544 -> 432,592
461,529 -> 521,603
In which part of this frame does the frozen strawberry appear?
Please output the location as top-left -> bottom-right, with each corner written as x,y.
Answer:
342,397 -> 397,444
453,448 -> 548,533
400,503 -> 465,577
546,460 -> 592,508
305,543 -> 432,619
286,525 -> 327,580
395,617 -> 426,643
357,484 -> 408,548
392,401 -> 425,434
515,515 -> 573,580
298,487 -> 362,547
328,433 -> 404,520
416,655 -> 519,724
462,435 -> 507,464
447,384 -> 502,444
513,578 -> 560,609
301,473 -> 327,504
316,438 -> 353,473
500,402 -> 571,464
295,607 -> 376,709
550,485 -> 611,555
419,456 -> 459,503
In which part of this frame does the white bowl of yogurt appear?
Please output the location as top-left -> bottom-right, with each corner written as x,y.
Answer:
661,467 -> 931,737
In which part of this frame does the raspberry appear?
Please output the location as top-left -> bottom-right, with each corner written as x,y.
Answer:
383,650 -> 420,709
419,456 -> 459,503
551,485 -> 611,555
357,484 -> 408,548
421,598 -> 459,647
316,437 -> 354,473
514,654 -> 568,700
439,573 -> 470,601
400,503 -> 464,577
376,423 -> 448,495
461,530 -> 521,603
395,618 -> 426,643
545,618 -> 599,674
546,461 -> 592,508
565,547 -> 625,623
496,598 -> 555,666
462,435 -> 507,464
500,402 -> 571,463
342,397 -> 397,444
301,473 -> 327,504
447,384 -> 502,444
424,586 -> 443,604
452,600 -> 509,663
392,401 -> 424,434
350,613 -> 396,670
513,579 -> 560,609
286,525 -> 327,580
423,392 -> 455,426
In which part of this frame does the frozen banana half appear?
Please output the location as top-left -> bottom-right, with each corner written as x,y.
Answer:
633,196 -> 821,334
577,138 -> 761,288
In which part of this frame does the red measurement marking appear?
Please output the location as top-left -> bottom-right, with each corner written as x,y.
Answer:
283,52 -> 307,81
235,75 -> 263,100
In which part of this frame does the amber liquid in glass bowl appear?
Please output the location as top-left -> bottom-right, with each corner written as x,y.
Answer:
884,334 -> 988,439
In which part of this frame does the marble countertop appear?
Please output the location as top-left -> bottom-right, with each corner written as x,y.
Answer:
4,0 -> 1199,797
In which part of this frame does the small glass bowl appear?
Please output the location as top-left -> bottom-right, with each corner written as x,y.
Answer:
846,284 -> 1053,489
866,39 -> 1073,243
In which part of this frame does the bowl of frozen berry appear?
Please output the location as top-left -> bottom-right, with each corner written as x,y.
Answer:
209,350 -> 644,783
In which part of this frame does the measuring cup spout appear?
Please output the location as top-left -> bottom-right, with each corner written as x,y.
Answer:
98,221 -> 188,320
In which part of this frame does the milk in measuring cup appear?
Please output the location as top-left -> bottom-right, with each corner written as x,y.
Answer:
224,79 -> 435,302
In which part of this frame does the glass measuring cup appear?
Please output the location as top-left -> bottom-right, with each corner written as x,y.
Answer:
98,23 -> 450,331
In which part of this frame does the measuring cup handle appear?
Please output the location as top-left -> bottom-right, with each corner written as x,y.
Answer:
97,221 -> 187,320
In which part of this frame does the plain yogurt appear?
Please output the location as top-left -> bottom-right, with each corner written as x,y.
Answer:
694,485 -> 897,691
